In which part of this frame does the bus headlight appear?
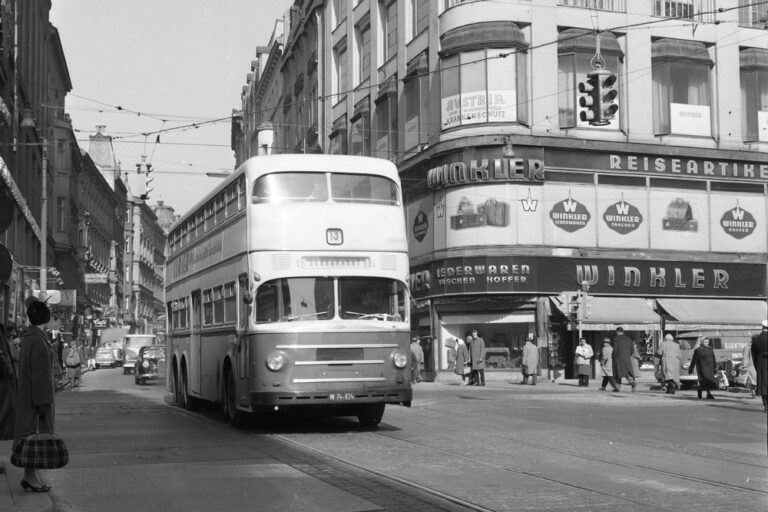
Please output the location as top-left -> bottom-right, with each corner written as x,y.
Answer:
391,351 -> 408,369
141,360 -> 150,369
266,351 -> 288,371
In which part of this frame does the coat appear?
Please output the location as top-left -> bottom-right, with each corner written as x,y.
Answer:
630,344 -> 642,380
742,340 -> 757,385
469,336 -> 486,370
13,325 -> 55,448
690,345 -> 717,390
751,331 -> 768,396
657,339 -> 681,383
521,341 -> 539,376
600,344 -> 614,377
0,328 -> 17,440
613,334 -> 634,379
454,342 -> 470,376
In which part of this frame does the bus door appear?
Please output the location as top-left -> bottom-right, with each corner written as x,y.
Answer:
237,274 -> 250,401
190,290 -> 202,394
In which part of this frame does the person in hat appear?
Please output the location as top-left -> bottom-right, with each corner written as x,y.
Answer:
750,320 -> 768,412
410,337 -> 424,384
469,330 -> 486,386
521,333 -> 539,385
453,338 -> 471,385
657,333 -> 681,394
599,338 -> 619,392
612,327 -> 636,392
12,298 -> 56,492
689,337 -> 717,399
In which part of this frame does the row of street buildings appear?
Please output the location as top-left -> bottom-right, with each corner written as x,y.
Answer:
233,0 -> 768,377
0,1 -> 173,341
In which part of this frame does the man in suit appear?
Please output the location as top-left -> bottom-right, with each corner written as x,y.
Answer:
750,320 -> 768,413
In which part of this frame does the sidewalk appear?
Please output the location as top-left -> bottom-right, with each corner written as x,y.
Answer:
0,455 -> 53,512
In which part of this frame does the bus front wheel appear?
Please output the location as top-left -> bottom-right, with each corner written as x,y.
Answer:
181,367 -> 199,411
172,366 -> 183,405
223,369 -> 247,429
357,403 -> 385,428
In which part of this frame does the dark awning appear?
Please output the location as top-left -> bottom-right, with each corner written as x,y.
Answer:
740,47 -> 768,70
440,21 -> 528,57
558,29 -> 623,58
652,38 -> 713,65
552,295 -> 661,331
657,298 -> 766,330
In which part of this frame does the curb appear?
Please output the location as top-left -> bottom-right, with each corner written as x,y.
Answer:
0,458 -> 54,512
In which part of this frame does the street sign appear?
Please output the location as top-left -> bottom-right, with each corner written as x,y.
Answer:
85,273 -> 108,284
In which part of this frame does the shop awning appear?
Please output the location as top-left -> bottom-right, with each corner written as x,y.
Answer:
551,295 -> 661,331
657,298 -> 767,331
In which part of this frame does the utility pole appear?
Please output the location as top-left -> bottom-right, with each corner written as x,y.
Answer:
40,138 -> 48,299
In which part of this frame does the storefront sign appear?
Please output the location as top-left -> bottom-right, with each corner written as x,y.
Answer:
603,197 -> 642,234
413,210 -> 428,242
606,153 -> 768,180
427,155 -> 544,189
549,194 -> 590,232
720,203 -> 756,239
409,256 -> 766,299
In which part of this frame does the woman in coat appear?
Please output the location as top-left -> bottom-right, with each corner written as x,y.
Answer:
13,299 -> 56,492
657,333 -> 681,394
521,334 -> 539,385
574,337 -> 593,387
689,337 -> 717,399
599,338 -> 619,392
453,338 -> 470,385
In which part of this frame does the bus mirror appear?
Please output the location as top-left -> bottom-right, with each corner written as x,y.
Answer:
243,291 -> 253,305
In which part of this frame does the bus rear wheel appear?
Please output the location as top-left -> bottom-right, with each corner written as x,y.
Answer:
172,366 -> 183,405
357,403 -> 385,428
181,367 -> 199,411
223,369 -> 247,429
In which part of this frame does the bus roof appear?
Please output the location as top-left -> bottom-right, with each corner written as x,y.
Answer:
172,154 -> 400,230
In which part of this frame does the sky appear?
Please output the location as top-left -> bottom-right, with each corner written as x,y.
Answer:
50,0 -> 294,217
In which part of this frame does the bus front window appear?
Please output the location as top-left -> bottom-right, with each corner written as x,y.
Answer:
338,277 -> 405,322
255,277 -> 334,323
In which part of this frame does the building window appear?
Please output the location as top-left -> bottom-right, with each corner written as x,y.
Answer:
355,20 -> 371,85
441,49 -> 527,129
333,40 -> 347,103
558,29 -> 622,130
558,0 -> 626,12
350,100 -> 371,156
329,115 -> 348,155
652,0 -> 715,22
651,38 -> 712,136
738,0 -> 768,28
332,0 -> 344,28
375,88 -> 398,160
404,70 -> 429,152
379,0 -> 397,63
740,48 -> 768,142
57,197 -> 66,232
408,0 -> 428,41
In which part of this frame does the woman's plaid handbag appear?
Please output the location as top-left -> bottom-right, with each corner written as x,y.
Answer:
11,418 -> 69,469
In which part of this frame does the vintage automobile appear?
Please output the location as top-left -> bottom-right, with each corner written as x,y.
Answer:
134,345 -> 165,385
94,347 -> 117,369
123,334 -> 157,375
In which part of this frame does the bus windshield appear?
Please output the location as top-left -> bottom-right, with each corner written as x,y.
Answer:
251,172 -> 398,205
255,276 -> 406,324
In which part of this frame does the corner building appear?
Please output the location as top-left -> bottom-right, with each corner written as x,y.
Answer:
236,0 -> 768,379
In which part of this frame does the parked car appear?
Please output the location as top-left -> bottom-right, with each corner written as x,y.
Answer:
123,334 -> 157,375
94,347 -> 117,369
134,345 -> 165,385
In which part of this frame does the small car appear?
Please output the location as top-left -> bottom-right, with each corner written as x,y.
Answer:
134,345 -> 165,385
94,347 -> 117,369
123,334 -> 157,375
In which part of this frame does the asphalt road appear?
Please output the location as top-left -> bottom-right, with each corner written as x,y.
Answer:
38,368 -> 768,512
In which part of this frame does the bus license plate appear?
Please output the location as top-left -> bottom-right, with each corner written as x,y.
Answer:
329,392 -> 355,401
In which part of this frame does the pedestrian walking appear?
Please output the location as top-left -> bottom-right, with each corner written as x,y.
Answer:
574,337 -> 593,387
521,334 -> 539,385
0,323 -> 18,440
741,336 -> 758,396
689,337 -> 717,399
453,338 -> 471,385
750,320 -> 768,413
65,343 -> 84,389
599,338 -> 619,392
612,327 -> 635,392
657,333 -> 681,394
410,337 -> 424,384
469,330 -> 486,386
13,299 -> 56,492
630,342 -> 642,389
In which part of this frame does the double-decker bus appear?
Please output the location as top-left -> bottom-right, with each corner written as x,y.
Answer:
165,154 -> 412,427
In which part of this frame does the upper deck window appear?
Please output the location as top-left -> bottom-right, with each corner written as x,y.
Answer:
331,173 -> 399,205
251,172 -> 399,205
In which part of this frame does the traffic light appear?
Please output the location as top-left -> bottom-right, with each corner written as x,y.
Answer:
578,69 -> 618,126
577,291 -> 593,321
0,187 -> 13,282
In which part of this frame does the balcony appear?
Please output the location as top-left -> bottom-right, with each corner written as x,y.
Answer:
652,0 -> 716,23
557,0 -> 626,12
